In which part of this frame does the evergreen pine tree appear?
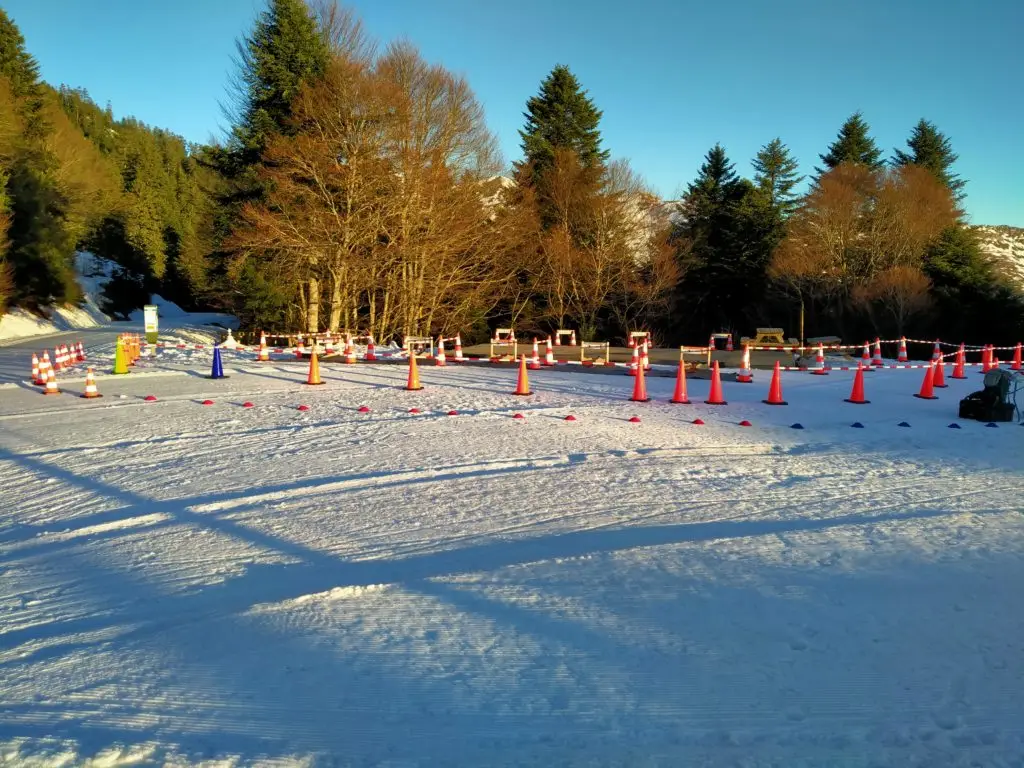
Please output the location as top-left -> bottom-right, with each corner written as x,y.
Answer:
675,144 -> 764,333
231,0 -> 330,167
517,64 -> 609,184
892,119 -> 965,199
686,144 -> 739,212
0,9 -> 45,137
0,9 -> 41,99
816,112 -> 884,175
752,138 -> 803,215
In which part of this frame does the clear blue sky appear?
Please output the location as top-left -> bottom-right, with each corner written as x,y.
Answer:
5,0 -> 1023,224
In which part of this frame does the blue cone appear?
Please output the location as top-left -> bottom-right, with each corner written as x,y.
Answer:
209,345 -> 227,379
851,422 -> 865,429
898,421 -> 911,428
948,423 -> 961,429
790,423 -> 804,430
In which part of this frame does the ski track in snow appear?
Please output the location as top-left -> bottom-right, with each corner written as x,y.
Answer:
0,350 -> 1023,767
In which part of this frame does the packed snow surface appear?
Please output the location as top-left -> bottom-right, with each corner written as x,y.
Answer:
0,349 -> 1022,767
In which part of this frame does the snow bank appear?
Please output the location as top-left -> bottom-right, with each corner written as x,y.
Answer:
0,251 -> 237,342
0,304 -> 106,341
128,293 -> 188,321
0,252 -> 112,341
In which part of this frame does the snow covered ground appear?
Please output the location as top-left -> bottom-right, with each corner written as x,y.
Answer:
1,351 -> 1022,767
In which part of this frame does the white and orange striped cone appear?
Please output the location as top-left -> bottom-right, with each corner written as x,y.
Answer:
296,337 -> 305,358
344,335 -> 357,365
1012,342 -> 1022,371
42,350 -> 52,376
628,334 -> 636,349
641,340 -> 651,371
324,337 -> 335,356
554,332 -> 561,347
366,337 -> 377,362
257,332 -> 270,362
454,334 -> 464,362
708,333 -> 716,352
736,345 -> 753,383
871,337 -> 883,367
77,341 -> 86,362
544,336 -> 555,366
569,329 -> 576,346
810,343 -> 828,375
528,339 -> 541,370
81,367 -> 102,398
42,366 -> 59,396
725,334 -> 733,352
931,340 -> 941,363
861,342 -> 871,368
628,344 -> 639,376
31,353 -> 41,385
897,337 -> 908,363
509,329 -> 516,342
54,345 -> 63,371
435,338 -> 447,366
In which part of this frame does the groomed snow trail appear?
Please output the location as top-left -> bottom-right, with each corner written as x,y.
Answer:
1,357 -> 1022,767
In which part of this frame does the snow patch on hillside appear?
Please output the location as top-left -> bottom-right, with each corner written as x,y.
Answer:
0,252 -> 114,341
974,225 -> 1024,289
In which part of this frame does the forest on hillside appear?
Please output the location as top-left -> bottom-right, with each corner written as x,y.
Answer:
1,1 -> 1022,345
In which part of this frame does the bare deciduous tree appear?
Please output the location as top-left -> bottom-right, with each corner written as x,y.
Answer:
773,162 -> 957,337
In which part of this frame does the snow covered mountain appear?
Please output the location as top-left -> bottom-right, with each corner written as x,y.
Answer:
973,225 -> 1024,289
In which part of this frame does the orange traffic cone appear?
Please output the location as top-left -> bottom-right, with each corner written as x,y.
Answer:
436,338 -> 447,366
669,359 -> 690,404
641,340 -> 651,371
932,356 -> 947,388
31,353 -> 41,385
630,356 -> 649,402
257,332 -> 270,362
845,363 -> 869,404
914,362 -> 938,400
872,337 -> 884,367
628,344 -> 639,377
861,342 -> 871,367
951,343 -> 967,379
544,336 -> 555,366
725,334 -> 734,352
1012,342 -> 1022,371
897,337 -> 908,363
406,350 -> 423,391
365,336 -> 377,362
343,335 -> 357,364
704,360 -> 727,405
454,335 -> 464,362
42,366 -> 60,395
305,349 -> 324,385
513,354 -> 532,396
81,367 -> 102,398
763,361 -> 787,405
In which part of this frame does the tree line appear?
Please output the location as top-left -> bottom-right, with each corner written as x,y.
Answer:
1,1 -> 1020,345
